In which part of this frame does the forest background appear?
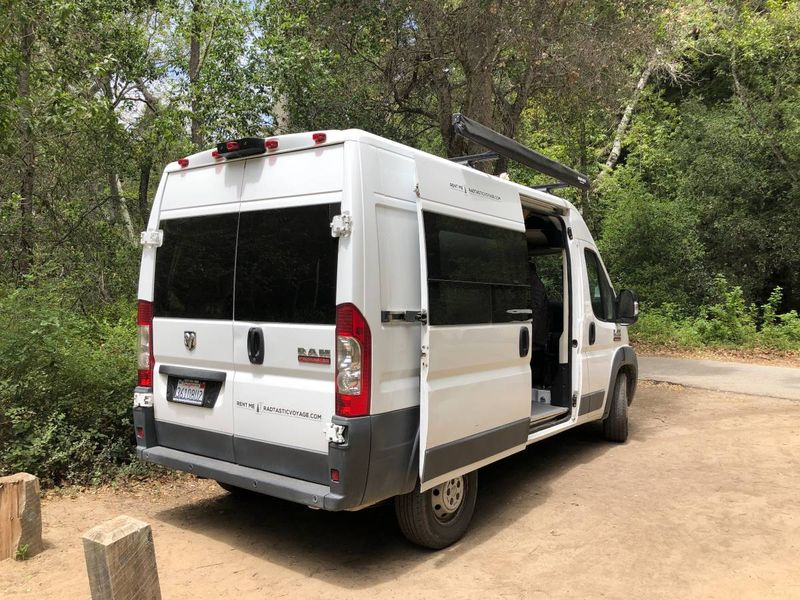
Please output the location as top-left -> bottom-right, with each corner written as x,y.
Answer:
1,0 -> 799,484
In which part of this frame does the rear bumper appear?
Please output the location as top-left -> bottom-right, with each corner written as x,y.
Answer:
137,445 -> 345,509
133,404 -> 419,511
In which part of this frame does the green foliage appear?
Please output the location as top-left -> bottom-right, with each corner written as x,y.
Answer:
598,167 -> 705,309
0,281 -> 136,486
631,277 -> 800,351
757,287 -> 800,350
15,544 -> 30,561
695,276 -> 757,345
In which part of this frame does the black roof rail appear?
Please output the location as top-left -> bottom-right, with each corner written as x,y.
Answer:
449,113 -> 590,190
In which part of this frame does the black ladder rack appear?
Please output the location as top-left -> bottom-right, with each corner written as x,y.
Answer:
449,113 -> 591,191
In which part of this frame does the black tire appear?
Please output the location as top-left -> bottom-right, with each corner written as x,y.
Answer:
217,481 -> 254,497
603,372 -> 629,443
395,470 -> 478,550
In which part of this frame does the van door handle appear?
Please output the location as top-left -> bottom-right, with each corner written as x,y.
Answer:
588,322 -> 596,345
247,327 -> 265,365
519,327 -> 530,358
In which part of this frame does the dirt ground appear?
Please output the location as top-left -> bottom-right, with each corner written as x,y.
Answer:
2,381 -> 800,599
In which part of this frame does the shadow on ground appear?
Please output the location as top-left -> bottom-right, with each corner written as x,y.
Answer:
155,420 -> 638,589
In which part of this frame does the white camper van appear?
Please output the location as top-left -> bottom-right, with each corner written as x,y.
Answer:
133,115 -> 639,549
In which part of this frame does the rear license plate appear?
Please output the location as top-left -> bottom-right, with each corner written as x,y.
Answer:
173,379 -> 206,406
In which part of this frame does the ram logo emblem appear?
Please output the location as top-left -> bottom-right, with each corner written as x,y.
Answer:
184,331 -> 197,351
297,347 -> 331,365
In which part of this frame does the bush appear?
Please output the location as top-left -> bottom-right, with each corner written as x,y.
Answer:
0,283 -> 137,486
631,277 -> 800,352
694,276 -> 757,346
757,287 -> 800,350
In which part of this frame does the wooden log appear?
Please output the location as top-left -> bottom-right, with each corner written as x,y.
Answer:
0,472 -> 43,560
82,515 -> 162,600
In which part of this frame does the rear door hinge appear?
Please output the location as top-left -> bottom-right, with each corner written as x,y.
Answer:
330,212 -> 352,238
381,310 -> 427,325
324,422 -> 346,444
572,393 -> 578,407
140,230 -> 163,247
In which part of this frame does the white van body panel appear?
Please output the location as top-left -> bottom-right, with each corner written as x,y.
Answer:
153,318 -> 235,435
161,160 -> 246,212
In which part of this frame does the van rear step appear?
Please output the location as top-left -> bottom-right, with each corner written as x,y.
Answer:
530,403 -> 569,426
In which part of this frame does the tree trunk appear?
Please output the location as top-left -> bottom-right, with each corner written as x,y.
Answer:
108,173 -> 137,244
17,12 -> 35,276
272,93 -> 290,134
138,162 -> 151,227
189,0 -> 203,148
599,63 -> 652,179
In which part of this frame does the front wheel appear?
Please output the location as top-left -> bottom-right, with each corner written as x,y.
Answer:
395,471 -> 478,549
603,372 -> 629,443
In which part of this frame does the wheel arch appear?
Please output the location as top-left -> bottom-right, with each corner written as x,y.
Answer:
602,346 -> 638,420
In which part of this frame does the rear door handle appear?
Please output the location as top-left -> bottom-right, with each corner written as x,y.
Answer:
588,322 -> 596,345
247,327 -> 265,365
519,327 -> 530,358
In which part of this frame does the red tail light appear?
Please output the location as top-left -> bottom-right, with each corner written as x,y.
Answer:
137,300 -> 154,388
335,303 -> 371,417
226,141 -> 240,151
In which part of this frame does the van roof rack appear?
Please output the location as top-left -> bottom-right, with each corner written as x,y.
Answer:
449,113 -> 591,190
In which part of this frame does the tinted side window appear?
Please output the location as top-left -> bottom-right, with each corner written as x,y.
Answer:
235,203 -> 339,324
154,213 -> 238,319
424,212 -> 530,325
584,249 -> 615,321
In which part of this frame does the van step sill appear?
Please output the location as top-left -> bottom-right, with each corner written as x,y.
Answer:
530,403 -> 569,426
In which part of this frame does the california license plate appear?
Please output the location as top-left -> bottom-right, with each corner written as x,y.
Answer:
173,379 -> 206,405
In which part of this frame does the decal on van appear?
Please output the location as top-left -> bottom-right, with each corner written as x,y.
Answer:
235,399 -> 322,421
297,347 -> 331,365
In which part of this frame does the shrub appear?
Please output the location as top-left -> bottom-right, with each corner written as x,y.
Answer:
694,275 -> 757,346
631,278 -> 800,352
0,283 -> 136,486
757,287 -> 800,350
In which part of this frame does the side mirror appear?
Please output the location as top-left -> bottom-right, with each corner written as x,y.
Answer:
616,289 -> 639,325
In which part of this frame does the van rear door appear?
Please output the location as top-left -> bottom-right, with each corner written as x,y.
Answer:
230,146 -> 344,485
415,158 -> 532,491
151,163 -> 244,460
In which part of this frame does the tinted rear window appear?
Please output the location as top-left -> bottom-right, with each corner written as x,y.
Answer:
235,204 -> 340,324
154,213 -> 238,319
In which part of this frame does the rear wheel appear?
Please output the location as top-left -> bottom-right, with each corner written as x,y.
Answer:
217,481 -> 254,497
603,372 -> 629,442
395,471 -> 478,549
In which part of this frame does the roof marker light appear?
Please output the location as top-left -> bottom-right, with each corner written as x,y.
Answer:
178,158 -> 189,168
313,132 -> 327,144
211,149 -> 222,159
265,138 -> 278,150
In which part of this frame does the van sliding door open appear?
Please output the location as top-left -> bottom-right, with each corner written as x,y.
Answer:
415,158 -> 532,491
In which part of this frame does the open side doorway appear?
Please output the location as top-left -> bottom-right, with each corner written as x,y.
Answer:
523,208 -> 574,430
